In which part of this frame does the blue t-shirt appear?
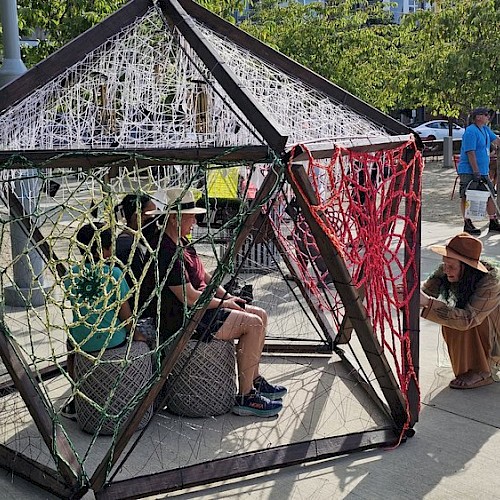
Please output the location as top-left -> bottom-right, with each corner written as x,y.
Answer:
458,124 -> 497,175
64,263 -> 129,352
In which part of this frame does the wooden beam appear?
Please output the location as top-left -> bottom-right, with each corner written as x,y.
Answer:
0,325 -> 83,490
158,0 -> 288,154
263,342 -> 332,354
291,134 -> 417,161
336,284 -> 365,345
94,428 -> 398,500
402,145 -> 422,428
286,164 -> 407,429
0,146 -> 272,170
0,0 -> 152,111
91,157 -> 286,492
0,445 -> 78,499
178,0 -> 413,137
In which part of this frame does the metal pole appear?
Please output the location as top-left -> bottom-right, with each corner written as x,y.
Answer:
1,0 -> 46,306
443,136 -> 454,168
0,0 -> 26,87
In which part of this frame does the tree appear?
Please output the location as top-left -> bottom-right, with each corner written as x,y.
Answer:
239,0 -> 405,112
196,0 -> 251,21
4,0 -> 500,120
15,1 -> 129,66
398,0 -> 500,118
12,0 -> 247,67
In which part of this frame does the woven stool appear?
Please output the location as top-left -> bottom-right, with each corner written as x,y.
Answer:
164,339 -> 236,417
74,341 -> 153,435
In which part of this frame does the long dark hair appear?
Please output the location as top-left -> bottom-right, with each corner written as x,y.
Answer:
430,260 -> 498,308
116,194 -> 151,225
76,222 -> 112,262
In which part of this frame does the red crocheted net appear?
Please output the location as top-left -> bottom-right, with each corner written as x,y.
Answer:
271,138 -> 423,437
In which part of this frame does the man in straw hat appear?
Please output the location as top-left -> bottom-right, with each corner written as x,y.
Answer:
456,107 -> 500,235
142,187 -> 287,417
420,232 -> 500,389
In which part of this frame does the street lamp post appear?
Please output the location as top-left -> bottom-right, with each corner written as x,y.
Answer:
1,0 -> 46,307
0,0 -> 26,87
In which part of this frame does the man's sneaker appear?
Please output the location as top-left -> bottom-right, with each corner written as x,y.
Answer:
253,375 -> 287,400
232,390 -> 282,417
464,218 -> 481,236
489,218 -> 500,233
61,399 -> 77,421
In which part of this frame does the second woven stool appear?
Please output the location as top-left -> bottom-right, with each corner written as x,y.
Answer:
164,339 -> 236,417
74,341 -> 153,435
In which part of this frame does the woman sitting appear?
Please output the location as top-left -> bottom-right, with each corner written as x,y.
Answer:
115,193 -> 157,316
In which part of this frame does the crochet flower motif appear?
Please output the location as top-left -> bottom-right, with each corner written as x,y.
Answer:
73,266 -> 104,303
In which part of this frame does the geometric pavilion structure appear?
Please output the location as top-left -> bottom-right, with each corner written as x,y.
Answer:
0,0 -> 422,497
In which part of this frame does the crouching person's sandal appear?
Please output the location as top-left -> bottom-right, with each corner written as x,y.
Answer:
449,370 -> 494,389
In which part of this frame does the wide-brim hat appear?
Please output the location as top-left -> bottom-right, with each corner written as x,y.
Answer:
145,187 -> 206,215
430,232 -> 488,273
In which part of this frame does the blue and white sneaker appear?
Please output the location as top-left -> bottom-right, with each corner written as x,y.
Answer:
232,390 -> 282,417
253,375 -> 288,400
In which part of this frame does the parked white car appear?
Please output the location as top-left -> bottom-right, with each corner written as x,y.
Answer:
411,120 -> 465,141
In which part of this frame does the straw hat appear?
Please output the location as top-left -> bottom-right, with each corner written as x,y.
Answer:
146,187 -> 206,215
430,232 -> 488,273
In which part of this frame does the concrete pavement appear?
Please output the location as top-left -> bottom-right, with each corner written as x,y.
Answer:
1,161 -> 500,499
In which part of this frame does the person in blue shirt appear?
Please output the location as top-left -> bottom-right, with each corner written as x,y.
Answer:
457,107 -> 500,235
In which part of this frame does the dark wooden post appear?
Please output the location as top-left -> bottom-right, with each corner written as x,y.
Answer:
90,158 -> 285,492
403,146 -> 422,428
286,163 -> 407,429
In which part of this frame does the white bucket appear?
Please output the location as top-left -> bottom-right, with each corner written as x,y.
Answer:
465,188 -> 490,220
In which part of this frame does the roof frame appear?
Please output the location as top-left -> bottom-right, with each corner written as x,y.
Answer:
0,0 -> 414,158
178,0 -> 413,137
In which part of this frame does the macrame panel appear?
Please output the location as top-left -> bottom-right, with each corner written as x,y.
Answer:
195,21 -> 390,146
0,7 -> 263,151
271,138 -> 422,433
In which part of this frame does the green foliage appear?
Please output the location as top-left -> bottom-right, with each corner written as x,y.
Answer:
398,0 -> 500,117
16,0 -> 128,66
2,0 -> 499,118
240,0 -> 405,112
9,0 -> 245,66
196,0 -> 251,21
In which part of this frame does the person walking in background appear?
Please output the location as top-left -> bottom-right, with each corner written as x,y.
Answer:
420,233 -> 500,389
457,107 -> 500,235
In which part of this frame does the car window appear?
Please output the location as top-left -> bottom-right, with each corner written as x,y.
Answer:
427,122 -> 440,129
